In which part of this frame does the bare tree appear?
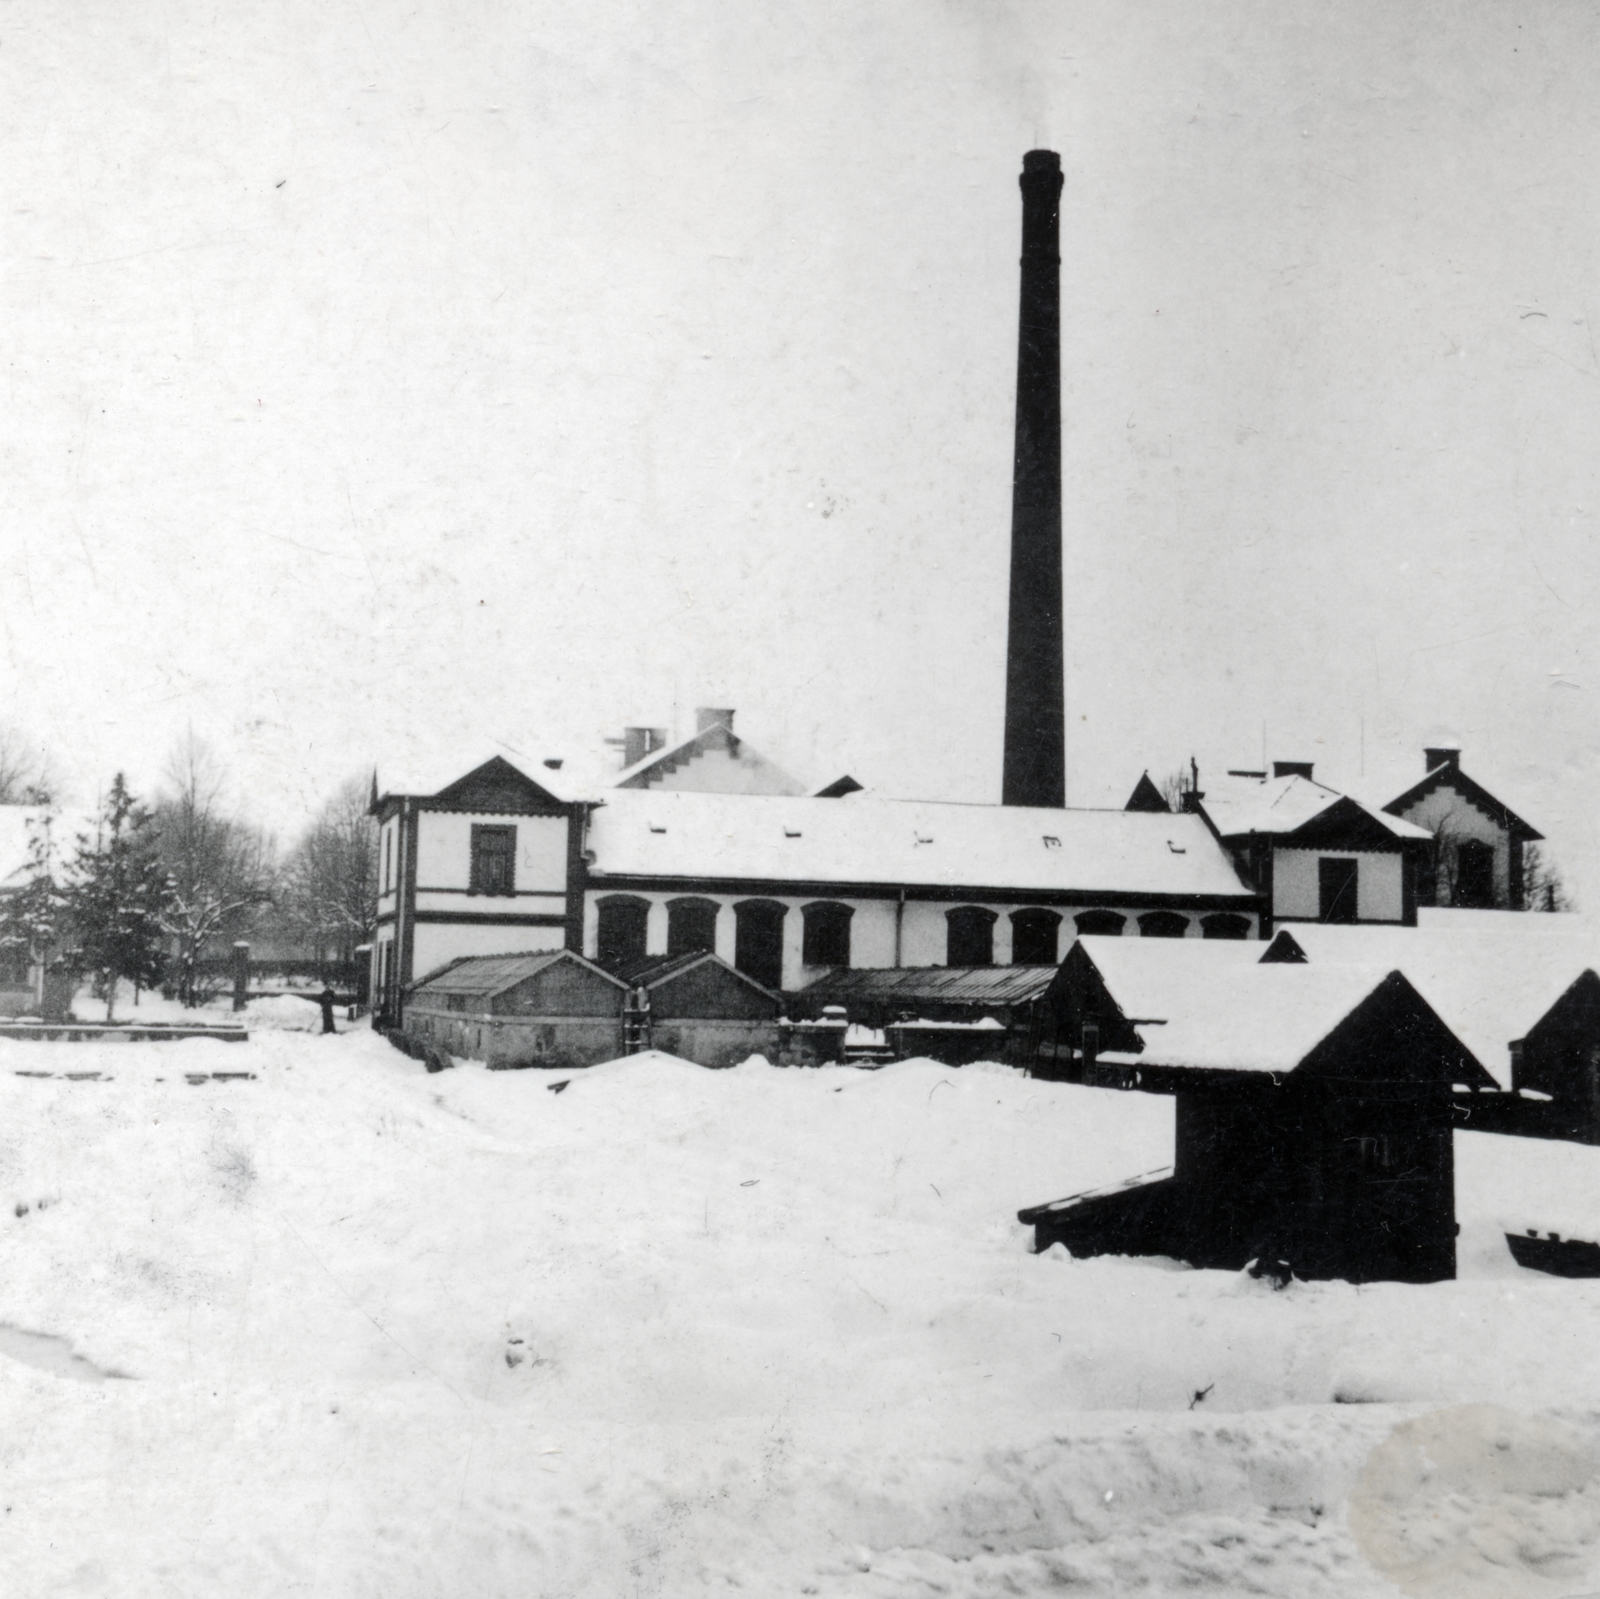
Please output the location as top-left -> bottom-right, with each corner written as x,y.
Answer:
281,774 -> 378,974
1523,843 -> 1572,913
0,724 -> 59,805
153,734 -> 276,1006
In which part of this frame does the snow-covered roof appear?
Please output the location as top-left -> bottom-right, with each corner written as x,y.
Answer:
1198,772 -> 1431,842
409,950 -> 626,997
372,743 -> 611,807
1265,922 -> 1600,1086
1075,935 -> 1480,1076
584,790 -> 1256,900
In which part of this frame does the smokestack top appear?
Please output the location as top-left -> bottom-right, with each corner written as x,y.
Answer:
1022,149 -> 1060,173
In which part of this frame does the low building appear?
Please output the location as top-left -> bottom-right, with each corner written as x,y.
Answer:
404,950 -> 629,1070
606,950 -> 781,1069
1019,937 -> 1495,1283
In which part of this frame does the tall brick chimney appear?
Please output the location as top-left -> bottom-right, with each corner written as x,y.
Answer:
1002,150 -> 1066,809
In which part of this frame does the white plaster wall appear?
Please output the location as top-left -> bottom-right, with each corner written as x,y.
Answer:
415,811 -> 568,892
1396,785 -> 1511,904
1274,849 -> 1403,922
581,888 -> 1257,984
411,920 -> 564,979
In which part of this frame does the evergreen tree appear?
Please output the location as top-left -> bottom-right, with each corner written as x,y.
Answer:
69,775 -> 169,1020
0,811 -> 69,1002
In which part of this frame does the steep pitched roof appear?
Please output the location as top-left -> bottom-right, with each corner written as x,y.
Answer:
1198,772 -> 1431,846
1383,761 -> 1543,842
1124,773 -> 1170,814
612,720 -> 805,795
1259,921 -> 1597,1086
374,754 -> 576,813
584,789 -> 1256,900
1064,936 -> 1491,1084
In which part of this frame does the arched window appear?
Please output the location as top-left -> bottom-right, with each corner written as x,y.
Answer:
1200,913 -> 1252,941
801,901 -> 853,967
1074,910 -> 1126,938
1137,911 -> 1190,939
1010,908 -> 1062,965
595,895 -> 650,969
946,906 -> 997,966
666,897 -> 720,957
1455,840 -> 1495,908
733,900 -> 787,990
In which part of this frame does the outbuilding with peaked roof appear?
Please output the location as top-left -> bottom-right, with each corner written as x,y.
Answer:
1020,936 -> 1493,1283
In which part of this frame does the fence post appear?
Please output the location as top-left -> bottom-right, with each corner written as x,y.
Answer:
232,942 -> 250,1013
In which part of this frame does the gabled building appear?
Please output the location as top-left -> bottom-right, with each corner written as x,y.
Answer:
370,752 -> 1262,1027
1180,762 -> 1433,933
1383,745 -> 1543,910
1019,936 -> 1495,1282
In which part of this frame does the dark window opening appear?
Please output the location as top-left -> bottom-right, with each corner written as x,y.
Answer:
1318,857 -> 1359,923
596,896 -> 650,969
946,906 -> 996,966
1137,911 -> 1190,939
470,824 -> 517,896
1200,913 -> 1252,941
1455,840 -> 1495,909
1010,908 -> 1061,965
1074,909 -> 1126,938
734,900 -> 787,990
1355,1134 -> 1397,1174
666,898 -> 720,957
801,901 -> 853,967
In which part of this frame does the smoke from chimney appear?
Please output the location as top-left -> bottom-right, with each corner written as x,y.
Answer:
1002,150 -> 1066,809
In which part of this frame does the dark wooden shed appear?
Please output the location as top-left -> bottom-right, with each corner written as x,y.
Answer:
405,950 -> 628,1069
608,951 -> 781,1068
1018,939 -> 1495,1283
1511,968 -> 1600,1141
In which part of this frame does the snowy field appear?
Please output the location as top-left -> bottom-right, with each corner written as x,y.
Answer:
1,1013 -> 1599,1597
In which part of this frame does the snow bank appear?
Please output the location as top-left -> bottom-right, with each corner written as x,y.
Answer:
0,1035 -> 1595,1596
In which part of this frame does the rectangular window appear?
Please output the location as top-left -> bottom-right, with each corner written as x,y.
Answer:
1319,857 -> 1359,923
471,824 -> 517,896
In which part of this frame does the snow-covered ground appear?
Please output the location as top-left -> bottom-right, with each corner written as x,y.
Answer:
1,1021 -> 1598,1597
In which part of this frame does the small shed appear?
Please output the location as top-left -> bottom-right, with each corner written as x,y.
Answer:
405,950 -> 628,1069
608,951 -> 781,1068
1261,922 -> 1600,1142
1510,969 -> 1600,1141
1019,938 -> 1495,1283
791,965 -> 1055,1064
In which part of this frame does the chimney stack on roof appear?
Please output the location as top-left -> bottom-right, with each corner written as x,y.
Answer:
1002,150 -> 1066,810
622,727 -> 668,769
1425,746 -> 1461,774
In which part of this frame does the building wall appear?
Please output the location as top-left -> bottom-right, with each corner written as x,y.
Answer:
1394,785 -> 1511,907
582,887 -> 1254,991
1274,849 -> 1404,923
415,811 -> 568,892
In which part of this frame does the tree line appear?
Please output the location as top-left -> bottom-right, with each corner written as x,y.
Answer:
0,728 -> 376,1018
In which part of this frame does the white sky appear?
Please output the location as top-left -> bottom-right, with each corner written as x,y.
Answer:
3,1 -> 1598,899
